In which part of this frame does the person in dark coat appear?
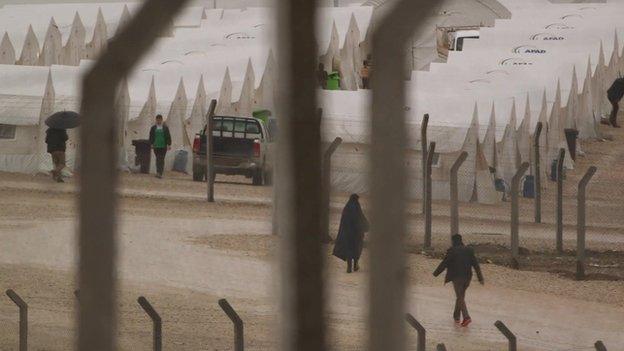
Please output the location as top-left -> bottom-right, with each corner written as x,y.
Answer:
605,77 -> 624,128
45,128 -> 68,183
149,114 -> 172,178
433,234 -> 484,327
317,62 -> 328,89
333,194 -> 369,273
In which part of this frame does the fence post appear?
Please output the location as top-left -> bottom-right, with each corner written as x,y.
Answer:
533,122 -> 543,223
6,289 -> 27,351
219,299 -> 244,351
137,296 -> 162,351
511,162 -> 530,269
421,114 -> 429,214
450,151 -> 468,237
576,166 -> 597,280
556,148 -> 565,253
494,320 -> 517,351
436,344 -> 447,351
595,341 -> 607,351
321,137 -> 343,243
405,313 -> 426,351
206,99 -> 217,202
424,142 -> 436,249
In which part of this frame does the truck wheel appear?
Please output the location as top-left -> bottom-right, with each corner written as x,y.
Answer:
252,171 -> 263,186
192,161 -> 205,182
263,170 -> 273,185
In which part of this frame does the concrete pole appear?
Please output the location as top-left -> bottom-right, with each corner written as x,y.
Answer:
556,148 -> 565,253
533,122 -> 543,223
511,162 -> 530,269
276,0 -> 325,350
576,166 -> 597,280
450,151 -> 468,237
206,99 -> 217,202
77,1 -> 189,350
424,142 -> 436,249
421,114 -> 429,213
369,2 -> 437,351
321,137 -> 343,243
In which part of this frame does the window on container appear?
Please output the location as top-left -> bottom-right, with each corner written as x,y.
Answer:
0,124 -> 16,139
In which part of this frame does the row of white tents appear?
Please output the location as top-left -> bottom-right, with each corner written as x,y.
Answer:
321,0 -> 624,203
0,4 -> 373,175
0,0 -> 622,204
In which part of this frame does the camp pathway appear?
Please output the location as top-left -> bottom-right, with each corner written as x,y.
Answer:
0,211 -> 622,350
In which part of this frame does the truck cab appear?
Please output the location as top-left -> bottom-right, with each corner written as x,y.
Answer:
436,26 -> 480,59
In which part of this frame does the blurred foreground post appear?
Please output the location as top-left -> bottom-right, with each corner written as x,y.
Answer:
556,148 -> 565,253
206,99 -> 217,202
369,1 -> 437,350
595,341 -> 607,351
450,151 -> 468,237
533,122 -> 543,223
5,289 -> 27,351
78,1 -> 189,350
511,162 -> 530,269
276,0 -> 325,350
576,166 -> 597,280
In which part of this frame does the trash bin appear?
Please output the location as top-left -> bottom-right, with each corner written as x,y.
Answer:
132,139 -> 151,174
523,175 -> 535,198
327,72 -> 341,90
252,109 -> 272,124
564,128 -> 579,161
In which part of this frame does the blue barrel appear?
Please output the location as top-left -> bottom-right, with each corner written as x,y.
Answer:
523,175 -> 535,198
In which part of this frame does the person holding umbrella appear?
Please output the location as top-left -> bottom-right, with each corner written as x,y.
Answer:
149,114 -> 171,178
44,111 -> 79,183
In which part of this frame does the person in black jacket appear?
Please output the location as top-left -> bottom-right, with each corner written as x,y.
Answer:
148,114 -> 172,178
333,194 -> 370,273
45,128 -> 68,182
433,234 -> 484,327
606,78 -> 624,128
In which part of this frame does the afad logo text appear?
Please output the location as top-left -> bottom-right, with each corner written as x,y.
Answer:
512,45 -> 547,54
530,32 -> 565,41
499,57 -> 533,66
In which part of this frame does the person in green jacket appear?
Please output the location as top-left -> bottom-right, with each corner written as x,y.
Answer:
148,114 -> 171,178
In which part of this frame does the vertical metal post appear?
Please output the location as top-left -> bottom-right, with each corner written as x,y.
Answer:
494,320 -> 517,351
78,2 -> 189,351
576,166 -> 597,280
595,341 -> 608,351
556,148 -> 565,253
321,137 -> 343,243
424,142 -> 436,249
450,151 -> 468,237
276,0 -> 324,350
137,297 -> 162,351
421,114 -> 429,213
533,122 -> 543,223
511,162 -> 530,269
218,299 -> 244,351
369,2 -> 437,351
206,99 -> 217,202
436,344 -> 447,351
405,314 -> 426,351
5,289 -> 27,351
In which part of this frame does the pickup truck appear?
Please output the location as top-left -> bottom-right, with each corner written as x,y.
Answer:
192,116 -> 275,185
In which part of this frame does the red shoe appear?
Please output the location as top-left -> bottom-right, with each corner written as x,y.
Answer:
461,318 -> 472,327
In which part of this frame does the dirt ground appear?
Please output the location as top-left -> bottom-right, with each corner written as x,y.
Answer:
1,124 -> 623,350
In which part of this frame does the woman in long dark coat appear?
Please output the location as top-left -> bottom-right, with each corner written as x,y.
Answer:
333,194 -> 369,273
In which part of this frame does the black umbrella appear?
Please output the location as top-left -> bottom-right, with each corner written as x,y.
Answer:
45,111 -> 80,129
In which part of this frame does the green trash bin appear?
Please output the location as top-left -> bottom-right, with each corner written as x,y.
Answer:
326,72 -> 340,90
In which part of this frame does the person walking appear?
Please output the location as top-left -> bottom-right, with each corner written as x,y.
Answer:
360,60 -> 370,89
605,77 -> 624,128
433,234 -> 484,327
45,127 -> 68,183
149,114 -> 171,178
333,194 -> 369,273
